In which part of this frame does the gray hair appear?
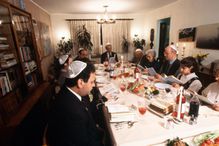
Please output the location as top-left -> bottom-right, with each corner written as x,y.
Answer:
145,49 -> 156,57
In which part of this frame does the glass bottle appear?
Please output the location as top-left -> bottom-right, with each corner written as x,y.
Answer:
188,94 -> 200,124
134,65 -> 140,80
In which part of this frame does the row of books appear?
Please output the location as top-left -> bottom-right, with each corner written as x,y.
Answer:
0,53 -> 17,69
12,15 -> 31,32
24,60 -> 37,75
0,69 -> 17,97
19,46 -> 32,62
0,36 -> 9,50
25,73 -> 38,88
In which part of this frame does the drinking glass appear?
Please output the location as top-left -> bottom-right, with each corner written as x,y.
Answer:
137,100 -> 147,121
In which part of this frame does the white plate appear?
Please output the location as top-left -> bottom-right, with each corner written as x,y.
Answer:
96,77 -> 108,83
154,83 -> 171,89
95,70 -> 105,75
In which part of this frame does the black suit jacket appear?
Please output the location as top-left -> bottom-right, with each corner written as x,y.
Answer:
47,86 -> 103,146
159,59 -> 180,76
139,55 -> 160,72
100,51 -> 118,63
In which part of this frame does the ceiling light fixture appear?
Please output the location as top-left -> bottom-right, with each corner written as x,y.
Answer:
97,5 -> 116,24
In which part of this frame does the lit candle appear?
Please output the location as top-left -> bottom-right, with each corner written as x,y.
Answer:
176,43 -> 179,48
121,55 -> 124,60
183,43 -> 186,48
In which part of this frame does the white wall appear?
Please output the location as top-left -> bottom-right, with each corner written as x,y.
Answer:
143,0 -> 219,65
50,0 -> 219,65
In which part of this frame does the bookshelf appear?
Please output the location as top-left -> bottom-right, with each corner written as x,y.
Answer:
0,1 -> 42,126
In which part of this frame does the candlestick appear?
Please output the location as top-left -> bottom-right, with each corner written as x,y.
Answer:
177,87 -> 183,120
182,43 -> 186,58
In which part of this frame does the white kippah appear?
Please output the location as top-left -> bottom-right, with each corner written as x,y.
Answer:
105,42 -> 111,46
66,61 -> 87,78
59,54 -> 69,65
78,48 -> 84,52
169,45 -> 178,54
135,48 -> 143,52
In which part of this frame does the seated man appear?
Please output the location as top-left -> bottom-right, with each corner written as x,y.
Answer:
202,69 -> 219,111
47,61 -> 104,146
157,45 -> 180,77
139,49 -> 160,72
100,43 -> 118,64
74,48 -> 89,61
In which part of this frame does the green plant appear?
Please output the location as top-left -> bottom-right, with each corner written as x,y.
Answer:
56,37 -> 73,57
133,34 -> 146,50
76,25 -> 93,51
121,36 -> 130,53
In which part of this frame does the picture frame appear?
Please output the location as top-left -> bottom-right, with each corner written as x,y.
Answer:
178,27 -> 196,42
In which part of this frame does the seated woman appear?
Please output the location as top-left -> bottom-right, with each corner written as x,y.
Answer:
172,56 -> 202,93
139,49 -> 160,72
202,69 -> 219,111
55,54 -> 73,93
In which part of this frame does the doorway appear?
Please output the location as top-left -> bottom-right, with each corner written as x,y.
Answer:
157,17 -> 171,62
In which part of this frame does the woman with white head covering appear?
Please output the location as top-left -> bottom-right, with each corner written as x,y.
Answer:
56,54 -> 73,90
48,61 -> 104,146
131,48 -> 144,64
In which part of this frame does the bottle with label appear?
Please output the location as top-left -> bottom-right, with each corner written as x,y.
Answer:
134,65 -> 140,80
188,94 -> 200,124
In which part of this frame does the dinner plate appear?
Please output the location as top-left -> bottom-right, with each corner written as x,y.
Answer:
193,131 -> 219,145
96,77 -> 108,83
95,70 -> 105,75
154,83 -> 171,89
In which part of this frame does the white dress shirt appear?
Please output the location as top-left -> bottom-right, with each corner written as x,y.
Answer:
178,72 -> 202,92
67,86 -> 82,101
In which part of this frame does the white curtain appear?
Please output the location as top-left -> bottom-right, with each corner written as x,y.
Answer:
102,20 -> 131,54
68,19 -> 131,56
69,20 -> 100,56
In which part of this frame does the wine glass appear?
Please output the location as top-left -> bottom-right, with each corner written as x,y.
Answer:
137,100 -> 147,121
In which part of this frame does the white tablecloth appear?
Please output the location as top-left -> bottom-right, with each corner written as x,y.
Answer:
95,65 -> 219,146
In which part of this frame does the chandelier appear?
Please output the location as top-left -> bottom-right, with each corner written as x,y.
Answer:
97,5 -> 116,24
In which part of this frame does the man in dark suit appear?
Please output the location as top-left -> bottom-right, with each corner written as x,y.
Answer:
157,45 -> 180,77
47,61 -> 103,146
100,43 -> 118,63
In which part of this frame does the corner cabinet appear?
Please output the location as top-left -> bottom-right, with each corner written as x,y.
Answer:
0,1 -> 42,126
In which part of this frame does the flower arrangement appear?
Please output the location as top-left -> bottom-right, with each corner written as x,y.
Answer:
194,53 -> 209,65
133,34 -> 146,50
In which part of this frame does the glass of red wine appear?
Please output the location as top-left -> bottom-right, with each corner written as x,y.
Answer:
137,100 -> 147,120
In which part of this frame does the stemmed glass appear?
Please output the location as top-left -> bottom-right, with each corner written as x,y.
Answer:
119,77 -> 127,94
137,100 -> 147,121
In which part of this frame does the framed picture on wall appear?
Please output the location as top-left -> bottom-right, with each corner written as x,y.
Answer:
178,27 -> 196,42
196,23 -> 219,49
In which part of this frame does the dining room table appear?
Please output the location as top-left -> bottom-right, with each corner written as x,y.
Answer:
95,63 -> 219,146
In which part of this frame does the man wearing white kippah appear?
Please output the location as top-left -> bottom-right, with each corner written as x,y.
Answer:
100,43 -> 118,63
157,45 -> 180,77
47,61 -> 104,146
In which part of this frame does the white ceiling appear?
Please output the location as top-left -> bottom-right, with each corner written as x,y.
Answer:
31,0 -> 177,14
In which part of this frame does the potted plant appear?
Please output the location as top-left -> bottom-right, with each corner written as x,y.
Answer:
133,34 -> 146,50
121,36 -> 130,53
49,37 -> 73,81
76,25 -> 93,51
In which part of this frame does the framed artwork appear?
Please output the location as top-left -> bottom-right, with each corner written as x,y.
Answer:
196,23 -> 219,49
39,22 -> 52,57
178,27 -> 196,42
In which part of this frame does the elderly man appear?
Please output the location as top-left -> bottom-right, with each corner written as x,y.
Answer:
139,49 -> 160,72
158,45 -> 180,76
100,43 -> 118,63
47,61 -> 103,146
